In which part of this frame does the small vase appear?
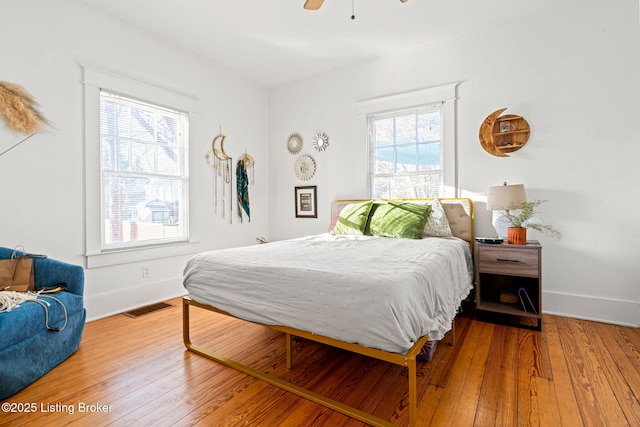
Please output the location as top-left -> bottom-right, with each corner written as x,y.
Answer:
508,227 -> 527,245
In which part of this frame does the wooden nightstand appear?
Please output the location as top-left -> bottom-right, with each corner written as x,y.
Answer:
474,240 -> 542,330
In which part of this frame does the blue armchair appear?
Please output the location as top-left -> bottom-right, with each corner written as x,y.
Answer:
0,247 -> 86,400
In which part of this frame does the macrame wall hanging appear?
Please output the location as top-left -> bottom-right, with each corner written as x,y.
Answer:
205,128 -> 256,225
205,131 -> 233,223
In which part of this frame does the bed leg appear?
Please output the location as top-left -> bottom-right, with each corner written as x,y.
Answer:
450,319 -> 456,346
182,297 -> 192,348
286,333 -> 293,369
408,357 -> 417,427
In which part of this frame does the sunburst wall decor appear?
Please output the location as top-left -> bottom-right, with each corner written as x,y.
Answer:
312,132 -> 329,152
287,133 -> 303,154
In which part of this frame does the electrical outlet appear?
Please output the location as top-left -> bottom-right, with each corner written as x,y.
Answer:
142,266 -> 150,279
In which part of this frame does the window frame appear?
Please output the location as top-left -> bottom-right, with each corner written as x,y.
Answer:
356,83 -> 459,199
368,105 -> 444,198
99,90 -> 189,250
83,66 -> 198,268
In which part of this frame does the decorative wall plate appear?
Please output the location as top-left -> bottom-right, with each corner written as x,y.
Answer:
287,133 -> 303,154
294,154 -> 316,181
312,132 -> 329,151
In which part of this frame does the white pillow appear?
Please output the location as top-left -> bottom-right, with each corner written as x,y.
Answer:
423,198 -> 453,237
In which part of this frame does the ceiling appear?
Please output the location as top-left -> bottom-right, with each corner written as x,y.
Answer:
75,0 -> 570,88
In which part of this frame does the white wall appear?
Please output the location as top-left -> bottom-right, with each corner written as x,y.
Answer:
2,0 -> 638,327
0,0 -> 269,320
268,0 -> 640,326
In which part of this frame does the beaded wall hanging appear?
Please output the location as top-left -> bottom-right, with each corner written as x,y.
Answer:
206,132 -> 233,223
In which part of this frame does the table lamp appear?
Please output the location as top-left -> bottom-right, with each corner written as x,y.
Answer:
486,182 -> 527,240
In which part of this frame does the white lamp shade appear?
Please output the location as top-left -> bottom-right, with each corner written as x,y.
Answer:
486,184 -> 527,210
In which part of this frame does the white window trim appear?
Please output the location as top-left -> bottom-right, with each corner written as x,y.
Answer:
356,82 -> 459,198
83,65 -> 199,268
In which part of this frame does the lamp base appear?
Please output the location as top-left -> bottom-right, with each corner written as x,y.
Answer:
494,214 -> 511,238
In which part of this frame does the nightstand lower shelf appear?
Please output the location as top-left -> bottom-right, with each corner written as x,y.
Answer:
475,307 -> 542,330
476,300 -> 540,318
475,300 -> 542,330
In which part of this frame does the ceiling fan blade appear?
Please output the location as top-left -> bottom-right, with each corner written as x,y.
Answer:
304,0 -> 325,10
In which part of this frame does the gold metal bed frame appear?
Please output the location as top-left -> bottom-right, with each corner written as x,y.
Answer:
183,297 -> 433,427
182,198 -> 474,427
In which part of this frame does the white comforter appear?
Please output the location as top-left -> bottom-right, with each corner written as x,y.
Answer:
183,233 -> 473,354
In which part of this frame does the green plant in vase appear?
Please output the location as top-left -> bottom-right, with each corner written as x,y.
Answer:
501,200 -> 561,244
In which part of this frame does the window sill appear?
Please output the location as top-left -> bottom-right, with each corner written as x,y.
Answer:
85,241 -> 200,268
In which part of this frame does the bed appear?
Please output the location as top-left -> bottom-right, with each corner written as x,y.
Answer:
182,198 -> 474,427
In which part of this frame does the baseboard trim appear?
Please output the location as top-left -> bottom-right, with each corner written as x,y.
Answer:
84,277 -> 185,322
543,290 -> 639,328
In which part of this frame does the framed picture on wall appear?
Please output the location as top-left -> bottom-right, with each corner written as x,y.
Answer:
295,186 -> 317,218
499,121 -> 512,133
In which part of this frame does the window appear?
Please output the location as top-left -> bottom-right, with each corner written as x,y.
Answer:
99,91 -> 189,249
369,105 -> 442,198
357,83 -> 458,199
84,66 -> 197,267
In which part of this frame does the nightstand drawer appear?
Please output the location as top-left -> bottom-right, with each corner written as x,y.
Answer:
478,247 -> 539,277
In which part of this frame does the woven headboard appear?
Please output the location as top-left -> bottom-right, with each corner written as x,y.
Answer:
331,198 -> 475,244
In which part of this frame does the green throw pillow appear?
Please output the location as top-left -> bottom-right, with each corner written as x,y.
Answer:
332,201 -> 373,235
368,201 -> 432,239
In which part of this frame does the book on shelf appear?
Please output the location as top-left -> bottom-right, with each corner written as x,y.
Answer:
518,287 -> 537,314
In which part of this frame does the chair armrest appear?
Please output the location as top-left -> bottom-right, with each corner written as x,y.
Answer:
34,258 -> 84,296
0,247 -> 84,296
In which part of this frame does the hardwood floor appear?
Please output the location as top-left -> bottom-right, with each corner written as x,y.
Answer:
1,297 -> 638,426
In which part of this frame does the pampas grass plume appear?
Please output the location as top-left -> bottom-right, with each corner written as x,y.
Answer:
0,81 -> 49,134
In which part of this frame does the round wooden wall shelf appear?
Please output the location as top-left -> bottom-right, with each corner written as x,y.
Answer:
479,108 -> 530,157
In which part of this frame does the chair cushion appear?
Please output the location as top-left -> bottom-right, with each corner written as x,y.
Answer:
0,291 -> 83,349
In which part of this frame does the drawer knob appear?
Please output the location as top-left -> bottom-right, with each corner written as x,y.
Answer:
496,258 -> 520,263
